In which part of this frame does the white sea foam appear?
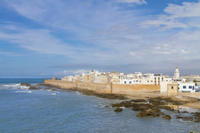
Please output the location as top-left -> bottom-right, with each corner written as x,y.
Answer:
1,84 -> 21,89
76,91 -> 81,95
15,90 -> 32,93
50,93 -> 57,95
1,83 -> 30,90
179,107 -> 200,113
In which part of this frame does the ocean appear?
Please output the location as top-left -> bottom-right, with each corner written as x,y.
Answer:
0,78 -> 199,133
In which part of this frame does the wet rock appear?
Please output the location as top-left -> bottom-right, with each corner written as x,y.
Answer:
177,110 -> 189,114
162,115 -> 171,120
20,83 -> 40,90
193,112 -> 200,122
112,101 -> 132,108
29,85 -> 40,90
149,97 -> 166,106
111,97 -> 200,122
131,99 -> 146,103
132,103 -> 153,111
80,90 -> 127,100
162,97 -> 185,105
136,109 -> 161,118
176,115 -> 194,122
20,83 -> 31,87
114,107 -> 123,112
45,88 -> 58,91
136,111 -> 151,118
159,105 -> 174,111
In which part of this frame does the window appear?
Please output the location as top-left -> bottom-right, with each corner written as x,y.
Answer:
183,86 -> 186,89
189,86 -> 193,89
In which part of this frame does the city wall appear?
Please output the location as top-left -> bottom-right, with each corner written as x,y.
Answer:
112,84 -> 160,95
44,80 -> 160,95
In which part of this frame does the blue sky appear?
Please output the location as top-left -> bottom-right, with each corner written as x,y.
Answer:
0,0 -> 200,78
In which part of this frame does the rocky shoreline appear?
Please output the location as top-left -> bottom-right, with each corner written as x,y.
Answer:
42,83 -> 200,123
111,97 -> 200,122
22,83 -> 200,123
20,83 -> 41,90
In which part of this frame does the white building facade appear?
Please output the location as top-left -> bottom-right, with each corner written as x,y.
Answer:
120,72 -> 172,85
178,82 -> 195,93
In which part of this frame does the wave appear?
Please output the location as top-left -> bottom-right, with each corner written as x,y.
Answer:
15,90 -> 32,94
179,107 -> 200,113
75,91 -> 81,95
50,93 -> 57,95
0,83 -> 30,90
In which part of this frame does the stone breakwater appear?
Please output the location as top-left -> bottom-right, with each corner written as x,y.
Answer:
44,79 -> 160,96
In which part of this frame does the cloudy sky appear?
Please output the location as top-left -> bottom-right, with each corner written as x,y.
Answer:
0,0 -> 200,77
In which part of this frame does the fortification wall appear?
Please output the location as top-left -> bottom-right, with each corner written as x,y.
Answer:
44,80 -> 76,89
44,80 -> 111,93
76,82 -> 111,93
112,84 -> 160,95
44,80 -> 160,95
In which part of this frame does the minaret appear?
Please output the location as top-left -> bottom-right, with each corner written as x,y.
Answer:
174,67 -> 180,79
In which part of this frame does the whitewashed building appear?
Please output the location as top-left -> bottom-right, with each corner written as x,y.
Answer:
120,72 -> 172,85
178,82 -> 195,93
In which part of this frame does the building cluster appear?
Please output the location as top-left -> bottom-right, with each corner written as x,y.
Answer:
61,68 -> 200,93
61,70 -> 122,84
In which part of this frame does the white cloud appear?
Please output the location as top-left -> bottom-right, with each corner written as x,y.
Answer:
1,0 -> 200,73
0,28 -> 75,56
141,1 -> 200,29
117,0 -> 146,4
164,2 -> 200,18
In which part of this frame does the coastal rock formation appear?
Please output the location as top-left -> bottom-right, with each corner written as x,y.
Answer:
111,97 -> 200,122
114,107 -> 123,112
162,115 -> 171,120
20,83 -> 40,90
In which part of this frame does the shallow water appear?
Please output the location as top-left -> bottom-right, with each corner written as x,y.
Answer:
0,79 -> 200,133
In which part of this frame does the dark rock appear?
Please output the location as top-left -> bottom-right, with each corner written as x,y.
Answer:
29,86 -> 40,90
131,99 -> 146,103
45,88 -> 58,91
111,97 -> 199,122
193,112 -> 200,122
162,115 -> 171,120
136,109 -> 161,118
149,97 -> 166,106
176,115 -> 194,122
159,105 -> 174,111
132,103 -> 153,111
20,83 -> 31,87
20,83 -> 40,90
80,90 -> 127,100
112,101 -> 132,108
177,110 -> 189,114
114,107 -> 123,112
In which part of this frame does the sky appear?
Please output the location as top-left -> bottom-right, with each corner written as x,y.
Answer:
0,0 -> 200,78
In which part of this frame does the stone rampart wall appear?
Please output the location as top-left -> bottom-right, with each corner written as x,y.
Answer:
44,80 -> 160,95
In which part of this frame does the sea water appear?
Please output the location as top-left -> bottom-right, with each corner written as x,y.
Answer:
0,78 -> 200,133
